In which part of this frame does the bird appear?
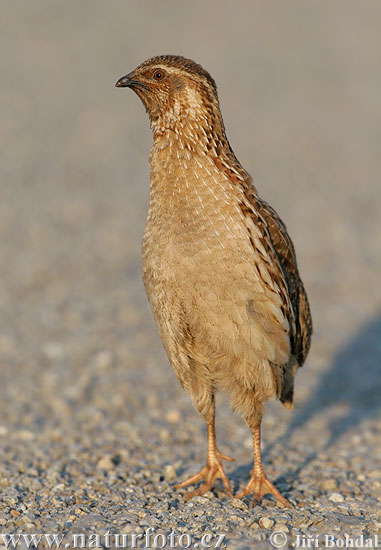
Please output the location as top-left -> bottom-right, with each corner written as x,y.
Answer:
116,55 -> 312,508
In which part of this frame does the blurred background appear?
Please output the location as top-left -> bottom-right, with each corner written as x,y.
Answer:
0,0 -> 380,539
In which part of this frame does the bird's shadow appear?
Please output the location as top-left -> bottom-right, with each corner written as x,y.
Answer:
231,313 -> 381,491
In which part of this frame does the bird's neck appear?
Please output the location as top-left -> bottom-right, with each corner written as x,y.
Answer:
149,123 -> 255,204
151,114 -> 253,185
149,90 -> 230,154
151,114 -> 226,153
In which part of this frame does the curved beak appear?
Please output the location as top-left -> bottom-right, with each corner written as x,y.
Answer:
115,74 -> 148,90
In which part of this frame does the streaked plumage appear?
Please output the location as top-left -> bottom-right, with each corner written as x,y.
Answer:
116,55 -> 312,507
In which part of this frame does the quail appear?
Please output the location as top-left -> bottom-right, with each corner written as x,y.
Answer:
116,55 -> 312,507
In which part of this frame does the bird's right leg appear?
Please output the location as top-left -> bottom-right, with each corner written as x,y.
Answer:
175,398 -> 234,500
236,417 -> 292,508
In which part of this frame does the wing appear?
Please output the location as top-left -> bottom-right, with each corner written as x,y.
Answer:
254,198 -> 312,366
211,151 -> 312,365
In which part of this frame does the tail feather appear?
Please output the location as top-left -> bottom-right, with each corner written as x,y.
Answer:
280,355 -> 299,410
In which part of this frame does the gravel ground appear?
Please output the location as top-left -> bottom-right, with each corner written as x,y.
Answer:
1,2 -> 381,549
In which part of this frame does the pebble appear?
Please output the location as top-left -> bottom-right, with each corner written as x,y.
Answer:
16,430 -> 35,441
329,493 -> 345,503
259,517 -> 274,529
274,523 -> 289,533
192,496 -> 210,505
96,456 -> 114,471
93,349 -> 113,368
165,410 -> 180,423
231,498 -> 248,510
42,341 -> 64,360
122,525 -> 135,533
52,483 -> 66,492
164,465 -> 176,482
321,479 -> 337,491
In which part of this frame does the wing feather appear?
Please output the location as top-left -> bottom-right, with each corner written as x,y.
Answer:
255,198 -> 312,366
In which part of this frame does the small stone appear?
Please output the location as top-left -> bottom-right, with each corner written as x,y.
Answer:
96,455 -> 114,471
231,498 -> 248,510
259,517 -> 274,529
192,496 -> 209,505
159,429 -> 170,440
294,515 -> 311,527
52,483 -> 65,492
244,436 -> 252,449
0,335 -> 15,353
164,465 -> 176,481
10,510 -> 20,517
4,497 -> 18,506
321,479 -> 337,491
17,430 -> 35,441
329,493 -> 345,503
0,425 -> 9,437
42,341 -> 64,360
93,350 -> 113,368
274,523 -> 289,533
165,410 -> 180,423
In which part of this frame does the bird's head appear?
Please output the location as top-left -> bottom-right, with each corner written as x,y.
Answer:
116,55 -> 225,144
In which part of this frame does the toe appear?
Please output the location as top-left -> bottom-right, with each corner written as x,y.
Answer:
263,478 -> 292,508
236,473 -> 292,508
175,467 -> 207,489
221,476 -> 233,496
175,458 -> 232,499
184,482 -> 211,500
219,453 -> 235,462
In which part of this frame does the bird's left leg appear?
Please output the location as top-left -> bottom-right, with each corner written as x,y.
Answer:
236,418 -> 292,508
175,399 -> 234,499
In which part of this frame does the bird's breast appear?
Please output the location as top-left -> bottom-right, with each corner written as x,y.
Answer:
142,142 -> 290,372
144,146 -> 250,275
142,144 -> 280,315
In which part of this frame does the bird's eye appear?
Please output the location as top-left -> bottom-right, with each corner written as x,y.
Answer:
153,69 -> 166,81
